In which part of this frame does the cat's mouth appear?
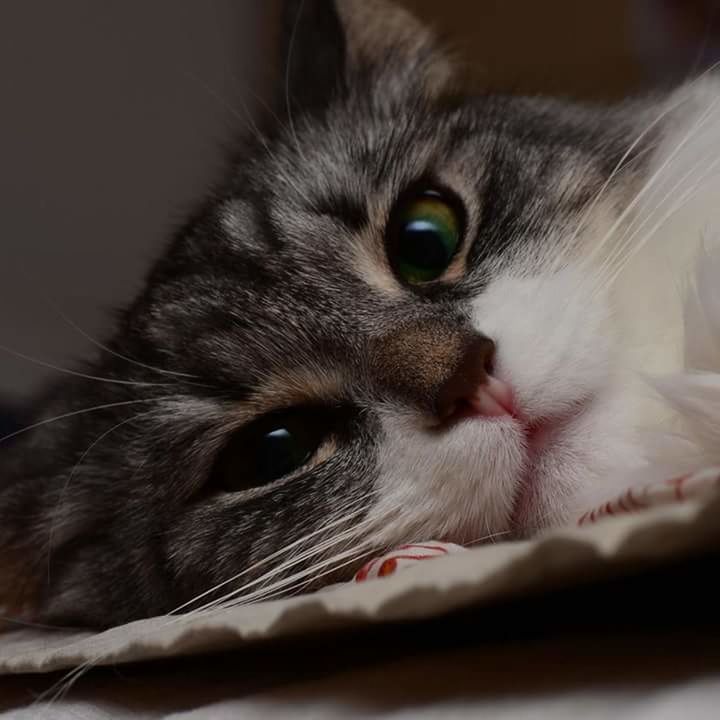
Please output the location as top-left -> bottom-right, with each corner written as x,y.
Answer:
426,373 -> 595,541
509,400 -> 593,533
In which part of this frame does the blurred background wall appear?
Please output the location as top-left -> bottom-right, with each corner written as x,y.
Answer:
1,0 -> 719,420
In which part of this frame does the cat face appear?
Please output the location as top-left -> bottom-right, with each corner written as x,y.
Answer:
1,0 -> 655,626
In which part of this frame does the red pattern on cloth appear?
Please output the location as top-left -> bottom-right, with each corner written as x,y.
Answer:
354,541 -> 465,582
354,467 -> 720,583
577,466 -> 720,526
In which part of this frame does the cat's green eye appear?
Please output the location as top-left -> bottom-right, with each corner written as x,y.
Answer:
388,189 -> 464,284
211,407 -> 336,492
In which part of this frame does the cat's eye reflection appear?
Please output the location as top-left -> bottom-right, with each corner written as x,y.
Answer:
387,187 -> 465,284
210,406 -> 341,492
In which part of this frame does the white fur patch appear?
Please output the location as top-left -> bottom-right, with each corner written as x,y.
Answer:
365,265 -> 645,545
360,78 -> 720,549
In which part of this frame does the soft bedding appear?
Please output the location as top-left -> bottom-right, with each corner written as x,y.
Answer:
2,477 -> 720,718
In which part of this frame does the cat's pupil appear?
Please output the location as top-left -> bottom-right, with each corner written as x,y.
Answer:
211,407 -> 338,493
256,426 -> 313,483
397,219 -> 452,270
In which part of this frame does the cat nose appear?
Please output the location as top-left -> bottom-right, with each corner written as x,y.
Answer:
435,336 -> 515,422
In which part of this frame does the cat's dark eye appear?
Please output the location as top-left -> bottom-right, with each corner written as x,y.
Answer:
387,188 -> 464,284
211,407 -> 337,493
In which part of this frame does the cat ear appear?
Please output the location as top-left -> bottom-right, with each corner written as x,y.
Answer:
280,0 -> 456,115
280,0 -> 347,116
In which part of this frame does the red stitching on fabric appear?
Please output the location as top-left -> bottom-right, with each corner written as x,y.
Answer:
674,475 -> 688,501
397,544 -> 448,553
384,554 -> 439,562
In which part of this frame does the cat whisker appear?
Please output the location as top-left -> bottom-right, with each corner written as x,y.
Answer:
233,544 -> 374,606
181,68 -> 276,162
167,492 -> 376,616
600,169 -> 720,299
123,505 -> 384,666
0,614 -> 75,631
50,308 -> 199,381
545,89 -> 720,313
211,501 -> 410,610
189,508 -> 383,616
581,92 -> 720,277
465,529 -> 513,547
0,342 -> 174,390
284,0 -> 310,165
591,150 -> 720,300
551,59 -> 720,279
2,237 -> 199,384
549,100 -> 688,277
587,110 -> 720,291
28,538 -> 377,712
220,537 -> 378,608
0,397 -> 171,446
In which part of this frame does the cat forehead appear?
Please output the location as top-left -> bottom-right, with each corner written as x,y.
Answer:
226,96 -> 610,245
262,102 -> 471,215
216,96 -> 615,280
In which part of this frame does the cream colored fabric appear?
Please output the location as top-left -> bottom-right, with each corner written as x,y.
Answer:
2,492 -> 718,716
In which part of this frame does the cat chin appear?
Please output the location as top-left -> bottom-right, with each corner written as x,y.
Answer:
369,411 -> 525,546
366,385 -> 641,549
510,391 -> 648,534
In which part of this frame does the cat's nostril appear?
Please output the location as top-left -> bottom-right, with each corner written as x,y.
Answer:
483,346 -> 495,376
435,335 -> 513,422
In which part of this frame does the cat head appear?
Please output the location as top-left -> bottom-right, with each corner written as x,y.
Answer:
1,0 -> 654,626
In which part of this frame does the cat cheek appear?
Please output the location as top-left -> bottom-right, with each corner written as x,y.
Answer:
366,414 -> 525,545
470,268 -> 613,421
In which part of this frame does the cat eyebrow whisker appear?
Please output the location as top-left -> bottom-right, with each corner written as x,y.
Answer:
550,86 -> 696,277
48,307 -> 200,382
542,61 -> 720,297
582,91 -> 720,276
3,227 -> 200,385
0,341 -> 176,390
596,90 -> 720,270
181,67 -> 277,164
284,0 -> 310,167
590,140 -> 720,301
0,397 -> 173,446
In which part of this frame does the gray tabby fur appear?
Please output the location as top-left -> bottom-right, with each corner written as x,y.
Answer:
1,0 -> 714,627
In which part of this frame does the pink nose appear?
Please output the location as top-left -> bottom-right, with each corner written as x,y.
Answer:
467,374 -> 516,418
435,336 -> 516,421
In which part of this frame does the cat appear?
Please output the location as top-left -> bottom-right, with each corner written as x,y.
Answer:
2,0 -> 720,628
